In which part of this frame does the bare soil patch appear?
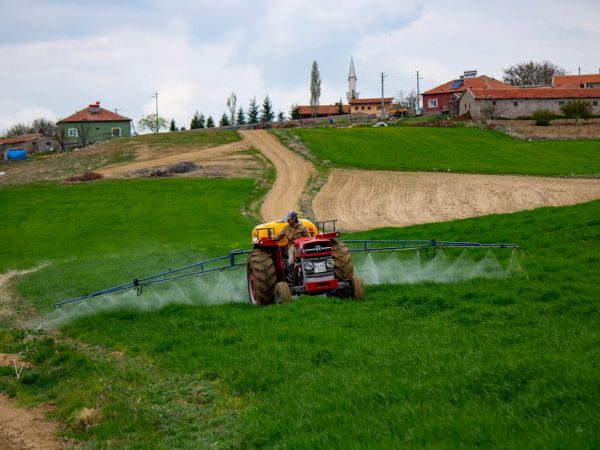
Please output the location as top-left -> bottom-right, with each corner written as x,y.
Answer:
0,268 -> 43,324
96,140 -> 259,179
240,130 -> 315,221
314,170 -> 600,231
0,393 -> 67,450
499,118 -> 600,139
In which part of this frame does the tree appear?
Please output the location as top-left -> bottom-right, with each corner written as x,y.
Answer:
31,118 -> 57,136
190,111 -> 201,129
198,114 -> 206,129
169,118 -> 177,132
479,102 -> 505,122
53,126 -> 67,152
503,60 -> 566,87
337,98 -> 344,115
219,113 -> 230,127
2,117 -> 56,138
247,97 -> 259,124
277,111 -> 285,122
206,116 -> 215,128
290,104 -> 301,120
310,60 -> 322,118
561,99 -> 592,124
236,107 -> 246,125
394,90 -> 418,111
226,92 -> 237,126
138,114 -> 168,133
260,95 -> 274,123
76,123 -> 92,147
532,109 -> 554,126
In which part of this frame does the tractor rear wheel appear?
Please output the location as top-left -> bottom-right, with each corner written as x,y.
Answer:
274,281 -> 292,304
331,240 -> 354,281
247,249 -> 277,305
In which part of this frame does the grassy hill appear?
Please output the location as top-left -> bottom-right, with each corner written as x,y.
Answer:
294,127 -> 600,176
1,176 -> 599,448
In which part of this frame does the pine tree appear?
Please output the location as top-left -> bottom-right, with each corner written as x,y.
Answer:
219,113 -> 230,127
277,111 -> 285,122
236,107 -> 246,125
198,114 -> 206,128
169,118 -> 177,132
290,104 -> 301,120
190,111 -> 200,129
206,116 -> 215,128
247,97 -> 259,124
260,95 -> 274,123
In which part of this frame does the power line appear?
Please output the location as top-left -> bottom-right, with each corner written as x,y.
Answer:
380,72 -> 387,120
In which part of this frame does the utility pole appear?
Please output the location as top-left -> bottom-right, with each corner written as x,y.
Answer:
152,92 -> 159,133
380,72 -> 386,120
416,70 -> 423,112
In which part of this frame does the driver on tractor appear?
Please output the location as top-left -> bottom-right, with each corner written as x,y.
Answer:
272,211 -> 311,270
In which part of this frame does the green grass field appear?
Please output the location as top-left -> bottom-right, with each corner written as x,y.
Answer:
1,177 -> 599,448
294,127 -> 600,176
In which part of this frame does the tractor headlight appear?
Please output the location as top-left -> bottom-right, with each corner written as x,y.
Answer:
326,259 -> 334,269
305,262 -> 314,271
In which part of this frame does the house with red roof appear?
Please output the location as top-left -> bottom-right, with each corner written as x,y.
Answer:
459,87 -> 600,119
553,74 -> 600,89
349,97 -> 394,117
0,133 -> 58,159
297,104 -> 350,119
421,71 -> 516,116
57,101 -> 131,147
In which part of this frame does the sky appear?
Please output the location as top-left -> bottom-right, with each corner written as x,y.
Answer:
1,0 -> 599,132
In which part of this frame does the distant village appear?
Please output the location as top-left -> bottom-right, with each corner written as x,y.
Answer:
2,58 -> 600,160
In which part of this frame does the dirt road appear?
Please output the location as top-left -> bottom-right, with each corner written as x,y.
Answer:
314,170 -> 600,231
240,130 -> 315,221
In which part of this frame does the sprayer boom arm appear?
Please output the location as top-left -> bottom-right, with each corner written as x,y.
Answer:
53,249 -> 250,308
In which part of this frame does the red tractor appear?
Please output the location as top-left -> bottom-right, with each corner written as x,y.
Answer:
247,219 -> 364,304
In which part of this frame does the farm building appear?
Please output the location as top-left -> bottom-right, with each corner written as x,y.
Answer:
553,74 -> 600,89
0,133 -> 58,160
57,101 -> 131,148
422,72 -> 515,116
349,97 -> 394,116
459,88 -> 600,119
297,104 -> 350,119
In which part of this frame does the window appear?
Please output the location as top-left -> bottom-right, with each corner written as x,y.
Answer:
367,106 -> 371,110
492,101 -> 497,105
68,128 -> 78,137
593,101 -> 598,106
112,127 -> 121,137
513,102 -> 519,107
428,98 -> 438,108
559,101 -> 564,106
361,106 -> 365,110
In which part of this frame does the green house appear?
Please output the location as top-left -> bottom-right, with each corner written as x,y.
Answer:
57,101 -> 131,148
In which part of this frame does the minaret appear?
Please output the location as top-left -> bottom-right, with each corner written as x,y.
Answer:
347,57 -> 359,102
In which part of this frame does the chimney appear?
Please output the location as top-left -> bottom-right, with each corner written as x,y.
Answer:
89,101 -> 101,114
463,70 -> 477,78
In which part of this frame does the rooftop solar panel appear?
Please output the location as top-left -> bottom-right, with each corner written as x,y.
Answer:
451,80 -> 464,89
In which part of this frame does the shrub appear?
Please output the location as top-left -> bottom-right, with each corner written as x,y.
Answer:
560,100 -> 592,124
532,109 -> 554,126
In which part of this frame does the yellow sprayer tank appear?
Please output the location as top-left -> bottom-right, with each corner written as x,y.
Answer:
252,219 -> 318,247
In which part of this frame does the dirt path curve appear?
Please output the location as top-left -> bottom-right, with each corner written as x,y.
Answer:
0,393 -> 66,449
96,140 -> 252,177
314,170 -> 600,231
240,130 -> 315,221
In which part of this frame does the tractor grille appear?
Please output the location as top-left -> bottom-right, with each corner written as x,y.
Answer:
302,256 -> 334,279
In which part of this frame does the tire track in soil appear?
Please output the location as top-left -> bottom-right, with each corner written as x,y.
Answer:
313,169 -> 600,231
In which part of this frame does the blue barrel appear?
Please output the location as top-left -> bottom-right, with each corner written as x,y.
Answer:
7,149 -> 27,160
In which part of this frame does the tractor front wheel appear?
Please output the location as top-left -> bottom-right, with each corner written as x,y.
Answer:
350,275 -> 365,300
274,281 -> 292,304
247,249 -> 277,305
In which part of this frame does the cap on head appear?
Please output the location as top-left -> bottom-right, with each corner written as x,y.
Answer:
285,211 -> 298,221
